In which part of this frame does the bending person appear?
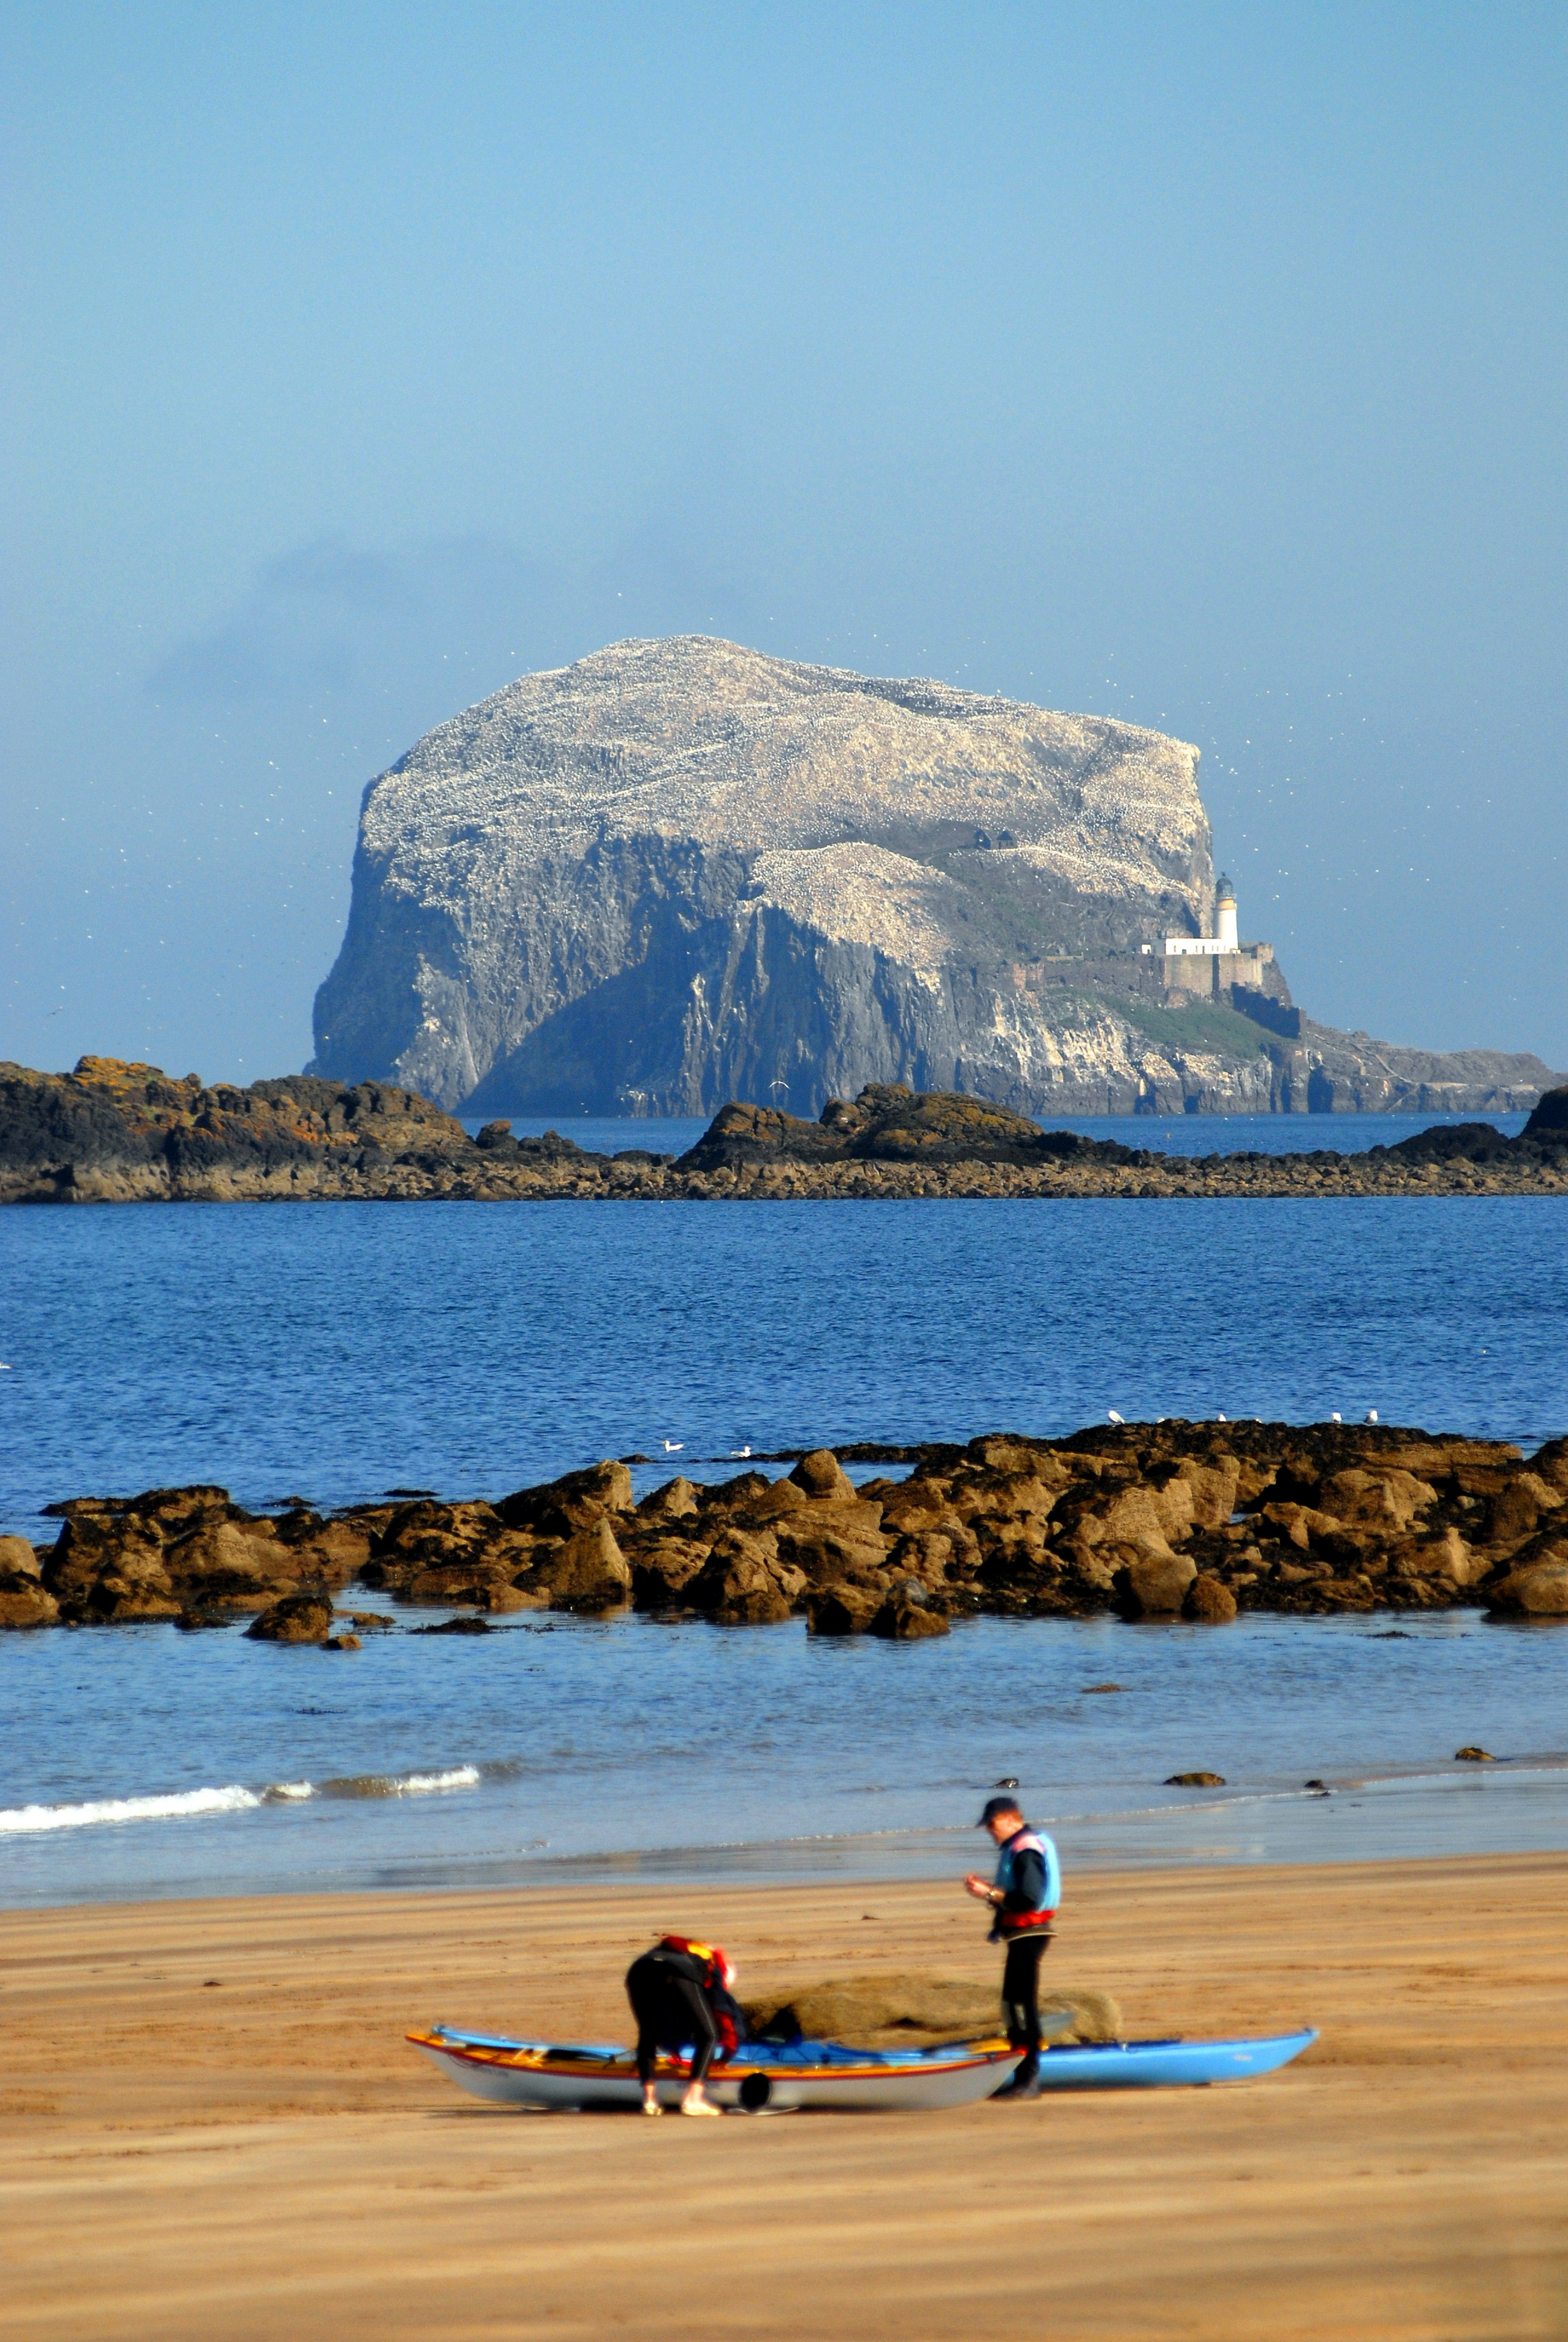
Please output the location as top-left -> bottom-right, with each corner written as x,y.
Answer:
963,1793 -> 1061,2100
624,1935 -> 742,2117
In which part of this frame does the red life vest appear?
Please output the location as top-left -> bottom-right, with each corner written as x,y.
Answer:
655,1936 -> 741,2061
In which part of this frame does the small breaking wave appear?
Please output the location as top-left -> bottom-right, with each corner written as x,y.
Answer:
0,1763 -> 484,1835
0,1784 -> 263,1835
321,1765 -> 481,1799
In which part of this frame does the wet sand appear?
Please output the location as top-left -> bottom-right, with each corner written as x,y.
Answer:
2,1855 -> 1567,2340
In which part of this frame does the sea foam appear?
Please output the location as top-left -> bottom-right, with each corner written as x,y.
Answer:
0,1784 -> 264,1835
0,1762 -> 484,1835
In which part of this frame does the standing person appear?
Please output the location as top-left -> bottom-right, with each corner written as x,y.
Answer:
964,1793 -> 1061,2101
624,1935 -> 742,2116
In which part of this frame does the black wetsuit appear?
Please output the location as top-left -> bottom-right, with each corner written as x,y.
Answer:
625,1946 -> 723,2088
995,1845 -> 1051,2058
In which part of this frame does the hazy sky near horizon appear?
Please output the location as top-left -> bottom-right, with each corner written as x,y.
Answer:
4,1 -> 1565,1083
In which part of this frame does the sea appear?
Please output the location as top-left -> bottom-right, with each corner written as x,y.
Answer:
2,1108 -> 1565,1912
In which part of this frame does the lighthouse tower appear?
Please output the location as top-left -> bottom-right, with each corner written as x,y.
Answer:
1215,875 -> 1238,953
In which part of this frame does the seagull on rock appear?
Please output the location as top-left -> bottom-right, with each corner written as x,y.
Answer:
1330,1412 -> 1342,1424
1107,1409 -> 1125,1425
1365,1409 -> 1379,1425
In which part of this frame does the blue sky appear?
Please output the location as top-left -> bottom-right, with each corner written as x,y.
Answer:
4,2 -> 1564,1079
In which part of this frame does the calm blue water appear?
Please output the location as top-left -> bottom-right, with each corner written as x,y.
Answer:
463,1110 -> 1533,1160
1,1190 -> 1564,1904
3,1605 -> 1568,1907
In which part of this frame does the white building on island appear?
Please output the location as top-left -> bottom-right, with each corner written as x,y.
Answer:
1146,874 -> 1241,958
1138,877 -> 1289,1017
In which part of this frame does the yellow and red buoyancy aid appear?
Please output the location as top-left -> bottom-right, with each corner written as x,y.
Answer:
656,1935 -> 743,2059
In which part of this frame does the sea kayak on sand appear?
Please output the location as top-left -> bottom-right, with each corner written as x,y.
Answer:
408,2024 -> 1316,2112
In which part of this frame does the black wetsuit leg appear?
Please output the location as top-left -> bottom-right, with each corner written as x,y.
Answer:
1001,1933 -> 1050,2057
626,1961 -> 719,2087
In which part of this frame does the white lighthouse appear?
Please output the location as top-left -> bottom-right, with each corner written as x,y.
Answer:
1135,871 -> 1281,1002
1148,873 -> 1244,960
1215,874 -> 1238,952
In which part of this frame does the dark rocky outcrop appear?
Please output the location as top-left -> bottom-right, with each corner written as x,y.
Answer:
1523,1085 -> 1568,1137
4,1063 -> 1567,1204
11,1419 -> 1568,1635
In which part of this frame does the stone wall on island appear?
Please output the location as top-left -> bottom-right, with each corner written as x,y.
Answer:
6,1420 -> 1567,1636
3,1061 -> 1567,1204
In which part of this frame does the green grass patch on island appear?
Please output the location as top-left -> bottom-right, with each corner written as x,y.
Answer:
1102,995 -> 1275,1060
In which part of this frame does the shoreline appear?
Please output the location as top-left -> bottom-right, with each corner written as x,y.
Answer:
4,1856 -> 1566,2339
12,1155 -> 1568,1202
9,1757 -> 1568,1914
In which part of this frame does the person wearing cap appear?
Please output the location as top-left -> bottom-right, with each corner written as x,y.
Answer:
624,1935 -> 743,2116
964,1794 -> 1061,2100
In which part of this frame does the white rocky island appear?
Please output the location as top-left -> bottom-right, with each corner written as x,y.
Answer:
308,637 -> 1557,1119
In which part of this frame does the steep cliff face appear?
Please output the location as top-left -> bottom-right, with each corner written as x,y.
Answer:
309,635 -> 1560,1118
310,636 -> 1220,1115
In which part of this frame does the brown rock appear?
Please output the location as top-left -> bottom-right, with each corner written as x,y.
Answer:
1455,1745 -> 1496,1761
626,1534 -> 714,1607
1317,1467 -> 1439,1534
1166,1771 -> 1226,1787
869,1587 -> 951,1639
1529,1437 -> 1568,1495
271,1517 -> 372,1585
1117,1550 -> 1198,1617
789,1449 -> 857,1503
772,1497 -> 889,1585
0,1581 -> 60,1628
160,1520 -> 297,1610
496,1459 -> 633,1538
1183,1574 -> 1238,1623
879,1482 -> 964,1537
805,1584 -> 886,1636
692,1532 -> 794,1625
721,1478 -> 813,1530
1389,1525 -> 1474,1584
1178,1458 -> 1244,1529
0,1534 -> 42,1578
635,1476 -> 701,1523
1486,1547 -> 1568,1616
43,1514 -> 183,1621
245,1593 -> 333,1643
1257,1502 -> 1343,1553
530,1519 -> 631,1612
322,1632 -> 362,1651
1483,1472 -> 1564,1551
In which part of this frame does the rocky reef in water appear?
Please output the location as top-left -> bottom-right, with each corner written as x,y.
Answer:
6,1422 -> 1567,1636
3,1060 -> 1568,1203
305,634 -> 1558,1120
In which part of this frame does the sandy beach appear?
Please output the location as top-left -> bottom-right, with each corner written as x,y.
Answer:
2,1855 -> 1566,2340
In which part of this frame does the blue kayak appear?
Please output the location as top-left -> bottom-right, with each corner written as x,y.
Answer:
1027,2028 -> 1317,2088
411,2022 -> 1316,2109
